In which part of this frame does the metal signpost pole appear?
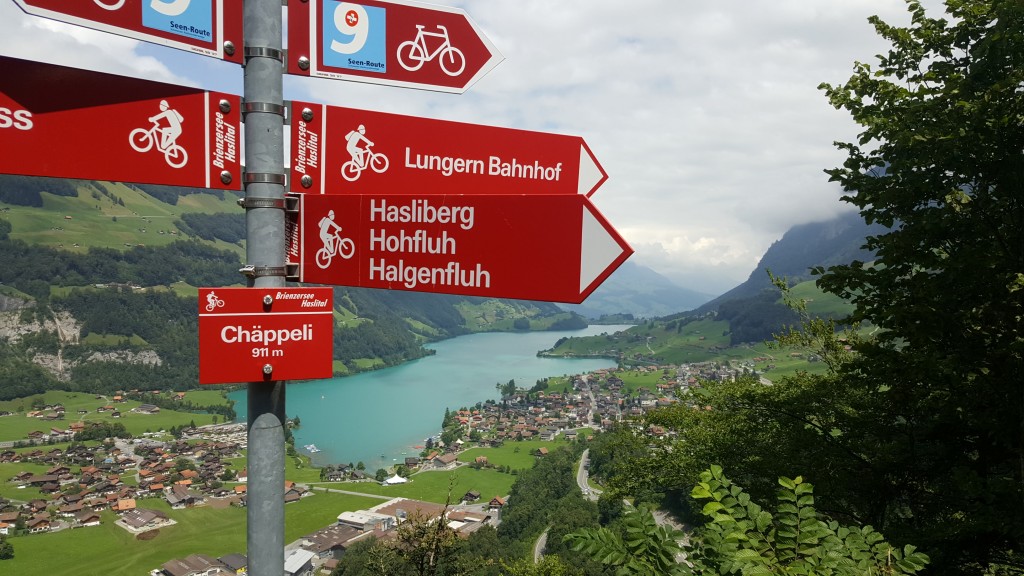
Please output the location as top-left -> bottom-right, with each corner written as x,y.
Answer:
242,0 -> 286,574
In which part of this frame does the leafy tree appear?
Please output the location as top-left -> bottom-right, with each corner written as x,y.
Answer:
500,556 -> 583,576
688,467 -> 927,575
496,379 -> 517,398
0,536 -> 13,560
565,503 -> 685,575
332,537 -> 400,576
567,467 -> 928,576
390,510 -> 460,576
817,0 -> 1024,571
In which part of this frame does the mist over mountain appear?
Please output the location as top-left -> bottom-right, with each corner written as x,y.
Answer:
559,260 -> 714,319
697,211 -> 887,313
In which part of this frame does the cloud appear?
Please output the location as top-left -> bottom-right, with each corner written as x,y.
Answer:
0,0 -> 946,295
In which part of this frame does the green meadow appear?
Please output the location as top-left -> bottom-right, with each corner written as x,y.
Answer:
2,491 -> 381,576
315,466 -> 516,505
5,183 -> 243,255
0,391 -> 232,442
458,438 -> 570,470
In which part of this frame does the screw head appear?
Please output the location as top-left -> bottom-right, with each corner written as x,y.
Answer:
301,108 -> 314,122
263,364 -> 273,375
220,171 -> 233,185
297,56 -> 310,71
219,99 -> 231,114
223,41 -> 236,56
263,295 -> 273,306
300,175 -> 313,189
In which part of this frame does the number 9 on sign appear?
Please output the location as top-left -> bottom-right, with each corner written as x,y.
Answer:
331,2 -> 369,54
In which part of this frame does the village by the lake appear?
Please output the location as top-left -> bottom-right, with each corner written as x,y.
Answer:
0,357 -> 756,576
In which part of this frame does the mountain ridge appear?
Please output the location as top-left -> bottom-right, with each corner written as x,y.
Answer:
697,211 -> 885,314
560,260 -> 714,319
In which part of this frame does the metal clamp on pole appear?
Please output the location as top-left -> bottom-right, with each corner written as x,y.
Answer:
237,197 -> 287,209
242,100 -> 286,118
285,264 -> 300,282
244,46 -> 284,62
239,264 -> 288,279
243,172 -> 287,186
284,194 -> 300,213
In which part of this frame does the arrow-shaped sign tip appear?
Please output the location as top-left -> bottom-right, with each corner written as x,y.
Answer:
579,203 -> 632,300
578,142 -> 607,197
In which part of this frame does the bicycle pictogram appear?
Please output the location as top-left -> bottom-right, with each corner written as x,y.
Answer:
397,24 -> 466,77
316,231 -> 356,269
204,292 -> 225,312
341,143 -> 389,182
93,0 -> 125,9
130,100 -> 188,168
316,210 -> 356,269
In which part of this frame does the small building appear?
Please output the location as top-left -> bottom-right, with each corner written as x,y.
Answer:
218,553 -> 248,575
160,553 -> 227,576
120,508 -> 169,531
27,516 -> 51,533
284,548 -> 316,576
75,511 -> 102,527
336,510 -> 394,532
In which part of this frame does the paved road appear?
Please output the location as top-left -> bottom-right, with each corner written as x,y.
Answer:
533,527 -> 549,562
577,449 -> 601,501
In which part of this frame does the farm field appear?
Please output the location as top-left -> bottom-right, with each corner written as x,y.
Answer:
5,183 -> 243,255
2,491 -> 380,576
458,438 -> 570,470
0,390 -> 233,442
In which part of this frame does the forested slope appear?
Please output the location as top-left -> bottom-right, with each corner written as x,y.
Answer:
0,176 -> 579,400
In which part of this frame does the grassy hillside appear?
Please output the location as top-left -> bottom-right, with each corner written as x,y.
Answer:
543,279 -> 849,379
4,181 -> 243,255
0,390 -> 233,442
0,177 -> 586,389
787,280 -> 854,318
1,491 -> 381,576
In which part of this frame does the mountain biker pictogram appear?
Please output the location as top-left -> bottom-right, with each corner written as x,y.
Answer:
316,210 -> 356,269
204,291 -> 225,312
342,124 -> 389,182
129,100 -> 188,168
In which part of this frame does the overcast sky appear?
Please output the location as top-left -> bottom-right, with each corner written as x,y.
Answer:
0,0 -> 947,294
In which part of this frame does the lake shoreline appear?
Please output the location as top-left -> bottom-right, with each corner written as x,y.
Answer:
230,325 -> 633,468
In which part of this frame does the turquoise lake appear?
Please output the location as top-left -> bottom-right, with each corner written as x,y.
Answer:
228,325 -> 630,470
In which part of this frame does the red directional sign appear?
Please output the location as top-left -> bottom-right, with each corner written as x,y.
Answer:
198,287 -> 335,385
288,193 -> 633,303
290,102 -> 607,197
12,0 -> 243,64
288,0 -> 502,93
0,56 -> 241,190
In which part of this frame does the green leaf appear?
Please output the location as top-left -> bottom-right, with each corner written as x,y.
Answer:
691,484 -> 712,499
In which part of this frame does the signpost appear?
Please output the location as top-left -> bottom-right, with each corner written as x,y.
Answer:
290,102 -> 607,197
289,193 -> 632,303
11,0 -> 244,64
0,55 -> 242,190
6,1 -> 627,572
287,0 -> 502,93
198,287 -> 334,385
